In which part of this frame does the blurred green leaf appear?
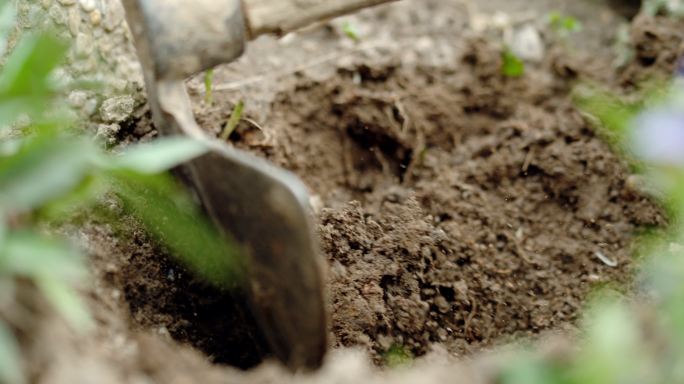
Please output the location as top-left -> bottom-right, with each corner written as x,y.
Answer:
204,69 -> 214,106
0,209 -> 5,245
502,49 -> 525,78
0,231 -> 86,282
0,138 -> 23,157
569,301 -> 641,384
500,356 -> 567,384
0,322 -> 23,384
342,21 -> 361,42
37,277 -> 93,331
575,88 -> 640,138
108,171 -> 244,289
0,33 -> 68,125
0,231 -> 90,331
37,174 -> 108,222
0,2 -> 15,57
548,11 -> 582,36
0,135 -> 97,212
383,344 -> 413,368
110,136 -> 209,174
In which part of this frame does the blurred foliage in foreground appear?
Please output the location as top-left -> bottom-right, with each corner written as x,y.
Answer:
500,67 -> 684,383
0,5 -> 241,383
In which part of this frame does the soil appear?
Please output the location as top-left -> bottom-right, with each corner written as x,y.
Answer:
10,0 -> 684,383
219,38 -> 665,361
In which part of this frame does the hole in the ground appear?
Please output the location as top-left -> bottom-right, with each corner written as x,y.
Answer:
128,38 -> 665,366
120,240 -> 271,369
236,58 -> 664,361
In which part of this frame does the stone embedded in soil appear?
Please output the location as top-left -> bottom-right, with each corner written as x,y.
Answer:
100,95 -> 135,123
509,24 -> 545,62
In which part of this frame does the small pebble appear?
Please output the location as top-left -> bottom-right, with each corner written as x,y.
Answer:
510,24 -> 545,62
67,6 -> 81,36
79,0 -> 97,12
89,9 -> 101,26
100,95 -> 135,123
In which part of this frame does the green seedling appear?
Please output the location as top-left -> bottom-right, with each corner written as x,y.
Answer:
342,21 -> 361,42
383,344 -> 413,368
221,99 -> 244,140
501,48 -> 525,78
548,11 -> 582,38
204,68 -> 214,105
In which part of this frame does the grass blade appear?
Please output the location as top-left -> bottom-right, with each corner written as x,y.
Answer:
111,136 -> 209,174
220,100 -> 244,141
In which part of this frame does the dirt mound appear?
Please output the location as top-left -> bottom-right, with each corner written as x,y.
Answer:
201,39 -> 664,361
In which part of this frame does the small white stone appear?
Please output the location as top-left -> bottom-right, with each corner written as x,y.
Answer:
89,9 -> 101,26
309,195 -> 323,214
510,24 -> 545,62
75,31 -> 93,57
49,4 -> 67,25
102,1 -> 124,31
84,98 -> 99,116
68,90 -> 88,108
79,0 -> 97,12
100,96 -> 135,123
68,6 -> 81,36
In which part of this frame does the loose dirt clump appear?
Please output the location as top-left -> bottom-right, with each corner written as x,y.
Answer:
213,39 -> 664,361
621,15 -> 684,85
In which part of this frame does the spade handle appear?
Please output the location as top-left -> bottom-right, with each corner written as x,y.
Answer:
243,0 -> 398,38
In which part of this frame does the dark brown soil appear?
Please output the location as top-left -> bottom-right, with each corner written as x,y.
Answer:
107,10 -> 676,369
113,227 -> 271,368
202,38 -> 661,361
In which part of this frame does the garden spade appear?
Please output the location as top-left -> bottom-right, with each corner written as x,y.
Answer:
121,0 -> 396,371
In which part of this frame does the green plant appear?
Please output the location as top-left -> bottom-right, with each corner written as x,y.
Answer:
221,99 -> 244,141
501,48 -> 525,78
204,68 -> 215,105
0,6 -> 241,383
548,11 -> 582,38
342,21 -> 361,42
383,344 -> 413,368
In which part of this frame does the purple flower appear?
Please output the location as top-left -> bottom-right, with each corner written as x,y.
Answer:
676,56 -> 684,78
630,108 -> 684,166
